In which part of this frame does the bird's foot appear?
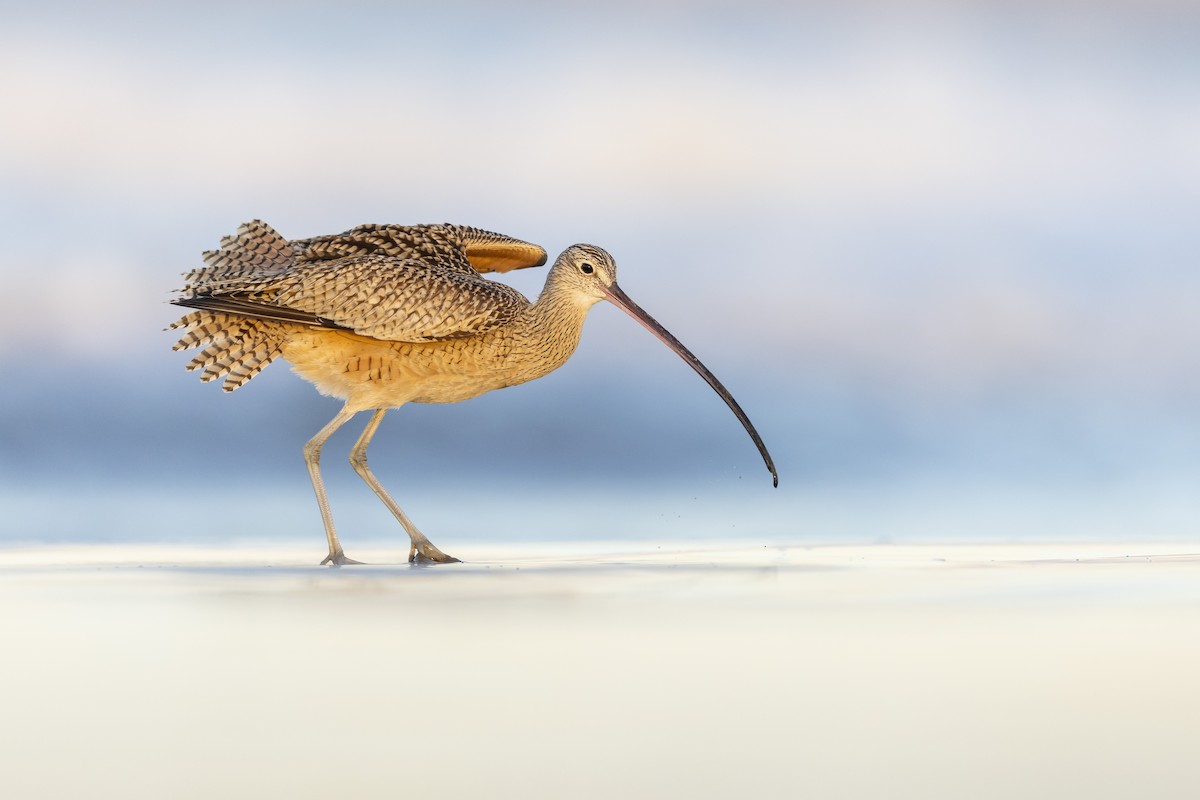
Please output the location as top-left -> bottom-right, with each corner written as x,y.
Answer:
409,541 -> 461,565
320,551 -> 365,566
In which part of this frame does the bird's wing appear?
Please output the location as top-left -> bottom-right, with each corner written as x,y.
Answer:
457,226 -> 550,274
176,254 -> 530,343
292,223 -> 548,276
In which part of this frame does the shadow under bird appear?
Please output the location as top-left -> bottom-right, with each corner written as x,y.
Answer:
170,220 -> 777,565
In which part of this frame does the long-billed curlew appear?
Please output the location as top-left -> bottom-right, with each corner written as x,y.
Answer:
170,220 -> 777,565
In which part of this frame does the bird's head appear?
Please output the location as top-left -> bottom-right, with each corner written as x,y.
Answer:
549,244 -> 618,306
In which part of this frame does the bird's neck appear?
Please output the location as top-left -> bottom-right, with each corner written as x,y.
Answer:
508,279 -> 597,383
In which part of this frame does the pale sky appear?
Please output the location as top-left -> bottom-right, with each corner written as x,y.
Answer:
1,1 -> 1198,542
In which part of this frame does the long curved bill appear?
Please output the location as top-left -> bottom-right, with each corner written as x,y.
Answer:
603,282 -> 778,487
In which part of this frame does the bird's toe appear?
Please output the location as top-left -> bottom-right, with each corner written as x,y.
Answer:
320,552 -> 366,566
409,542 -> 461,565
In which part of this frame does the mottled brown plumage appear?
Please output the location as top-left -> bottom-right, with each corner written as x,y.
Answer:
171,220 -> 776,565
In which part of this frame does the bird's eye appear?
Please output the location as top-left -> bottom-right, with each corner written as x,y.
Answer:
580,262 -> 594,274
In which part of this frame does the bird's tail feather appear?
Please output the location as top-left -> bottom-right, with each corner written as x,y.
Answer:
169,220 -> 296,392
177,219 -> 294,297
168,311 -> 287,392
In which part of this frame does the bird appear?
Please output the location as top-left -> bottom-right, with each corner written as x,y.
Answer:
170,220 -> 777,565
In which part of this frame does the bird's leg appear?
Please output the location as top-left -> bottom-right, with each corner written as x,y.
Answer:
349,408 -> 461,565
304,405 -> 364,566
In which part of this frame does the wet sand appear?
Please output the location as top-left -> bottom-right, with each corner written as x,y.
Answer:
2,541 -> 1198,799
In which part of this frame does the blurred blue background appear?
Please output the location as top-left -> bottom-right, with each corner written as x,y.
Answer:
1,0 -> 1197,548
